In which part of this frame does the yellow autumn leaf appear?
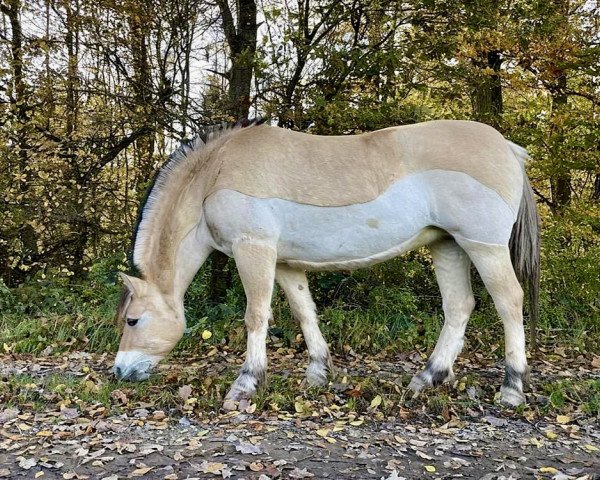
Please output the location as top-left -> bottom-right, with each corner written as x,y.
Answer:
201,330 -> 212,340
36,430 -> 53,437
326,437 -> 336,443
544,431 -> 558,440
370,395 -> 382,408
294,401 -> 304,413
583,444 -> 599,452
529,437 -> 544,447
350,419 -> 364,426
35,472 -> 44,478
424,465 -> 436,472
203,462 -> 225,473
556,415 -> 571,424
539,467 -> 558,473
316,428 -> 331,437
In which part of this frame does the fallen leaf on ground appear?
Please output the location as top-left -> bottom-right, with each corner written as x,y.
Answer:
556,415 -> 571,424
539,466 -> 559,473
288,467 -> 315,479
370,395 -> 382,408
178,385 -> 193,402
18,458 -> 37,470
129,466 -> 153,477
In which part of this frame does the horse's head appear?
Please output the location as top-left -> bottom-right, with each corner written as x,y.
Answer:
113,273 -> 185,381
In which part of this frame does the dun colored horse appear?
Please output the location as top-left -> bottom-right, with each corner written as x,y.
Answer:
114,120 -> 539,409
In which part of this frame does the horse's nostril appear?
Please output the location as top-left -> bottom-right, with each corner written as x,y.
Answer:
115,366 -> 123,378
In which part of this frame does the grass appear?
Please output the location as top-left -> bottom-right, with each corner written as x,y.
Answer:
1,245 -> 598,425
540,378 -> 600,417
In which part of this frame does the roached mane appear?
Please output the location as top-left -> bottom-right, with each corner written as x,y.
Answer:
130,119 -> 264,276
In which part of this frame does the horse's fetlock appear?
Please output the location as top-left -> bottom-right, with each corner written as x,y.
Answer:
409,362 -> 455,394
429,367 -> 451,387
425,360 -> 453,386
227,366 -> 265,402
503,365 -> 529,391
408,371 -> 431,394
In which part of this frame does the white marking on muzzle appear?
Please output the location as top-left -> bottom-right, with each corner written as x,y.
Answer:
114,350 -> 160,381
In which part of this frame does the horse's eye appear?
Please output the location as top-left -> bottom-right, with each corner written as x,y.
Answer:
127,318 -> 139,327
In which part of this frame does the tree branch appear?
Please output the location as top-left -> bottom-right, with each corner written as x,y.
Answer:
215,0 -> 238,51
82,125 -> 154,184
531,186 -> 556,209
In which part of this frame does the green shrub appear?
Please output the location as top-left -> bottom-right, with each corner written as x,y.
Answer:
2,201 -> 599,357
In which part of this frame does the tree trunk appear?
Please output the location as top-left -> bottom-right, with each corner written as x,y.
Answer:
209,0 -> 258,303
64,0 -> 88,278
592,174 -> 600,202
549,72 -> 571,212
1,0 -> 37,284
127,0 -> 155,185
217,0 -> 257,120
471,50 -> 503,127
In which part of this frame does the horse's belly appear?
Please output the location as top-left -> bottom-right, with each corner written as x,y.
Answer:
274,180 -> 431,263
203,171 -> 516,267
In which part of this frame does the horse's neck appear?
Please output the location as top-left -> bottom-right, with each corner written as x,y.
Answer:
135,136 -> 226,301
140,221 -> 212,303
171,225 -> 213,301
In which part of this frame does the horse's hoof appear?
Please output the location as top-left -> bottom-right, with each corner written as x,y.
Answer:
408,374 -> 430,396
222,397 -> 252,412
222,399 -> 238,412
306,362 -> 329,387
499,386 -> 526,407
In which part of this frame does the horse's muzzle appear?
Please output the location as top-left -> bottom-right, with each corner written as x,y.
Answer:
113,351 -> 154,381
114,364 -> 150,381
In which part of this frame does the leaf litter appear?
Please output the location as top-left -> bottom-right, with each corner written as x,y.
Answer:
0,348 -> 599,478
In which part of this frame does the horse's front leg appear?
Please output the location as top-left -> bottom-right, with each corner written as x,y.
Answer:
223,239 -> 277,411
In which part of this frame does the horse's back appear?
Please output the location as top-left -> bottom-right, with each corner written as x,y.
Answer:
207,120 -> 523,211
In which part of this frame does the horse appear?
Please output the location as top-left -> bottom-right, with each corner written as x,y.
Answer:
114,120 -> 540,409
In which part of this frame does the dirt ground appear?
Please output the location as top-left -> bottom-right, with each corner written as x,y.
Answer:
1,351 -> 599,479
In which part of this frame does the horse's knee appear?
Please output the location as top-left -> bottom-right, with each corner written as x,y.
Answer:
442,294 -> 475,325
244,306 -> 270,331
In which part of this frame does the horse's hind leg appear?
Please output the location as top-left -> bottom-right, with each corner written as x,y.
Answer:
276,265 -> 333,386
409,238 -> 475,394
459,240 -> 529,407
223,238 -> 277,411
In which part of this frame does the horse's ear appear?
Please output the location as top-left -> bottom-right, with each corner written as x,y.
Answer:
116,286 -> 132,322
118,272 -> 145,296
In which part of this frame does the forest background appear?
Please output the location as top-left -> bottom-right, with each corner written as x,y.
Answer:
0,0 -> 598,362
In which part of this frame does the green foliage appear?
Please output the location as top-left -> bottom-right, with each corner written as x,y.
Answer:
541,378 -> 600,417
0,0 -> 598,358
0,258 -> 123,354
537,205 -> 600,350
